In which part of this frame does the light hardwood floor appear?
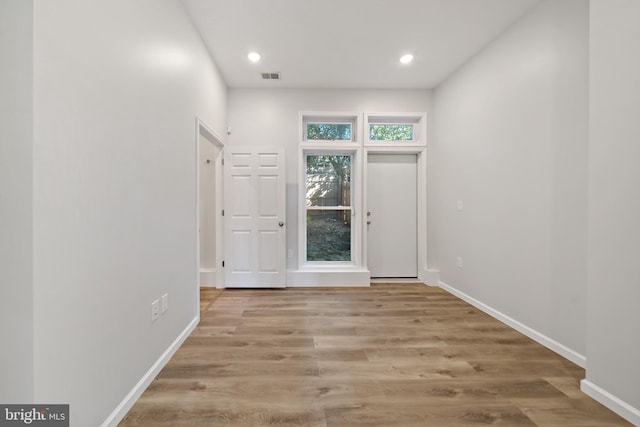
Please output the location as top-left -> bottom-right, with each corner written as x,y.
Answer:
120,284 -> 631,426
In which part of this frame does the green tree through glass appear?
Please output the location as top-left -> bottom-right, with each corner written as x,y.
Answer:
369,124 -> 413,141
306,155 -> 351,261
307,123 -> 352,140
306,155 -> 350,206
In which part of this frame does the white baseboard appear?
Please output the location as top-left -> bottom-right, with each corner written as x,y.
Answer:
286,269 -> 370,287
101,316 -> 199,427
420,268 -> 440,286
581,379 -> 640,426
199,268 -> 217,287
439,281 -> 586,368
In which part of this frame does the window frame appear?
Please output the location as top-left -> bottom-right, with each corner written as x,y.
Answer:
298,112 -> 363,269
304,152 -> 355,264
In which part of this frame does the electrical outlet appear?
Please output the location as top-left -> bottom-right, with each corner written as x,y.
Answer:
151,300 -> 160,321
457,257 -> 463,268
161,293 -> 169,314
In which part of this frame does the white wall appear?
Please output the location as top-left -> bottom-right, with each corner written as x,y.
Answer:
228,89 -> 433,271
0,0 -> 34,403
32,1 -> 227,425
583,1 -> 640,423
433,0 -> 588,360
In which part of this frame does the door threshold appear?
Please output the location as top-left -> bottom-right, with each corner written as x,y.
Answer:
370,277 -> 421,284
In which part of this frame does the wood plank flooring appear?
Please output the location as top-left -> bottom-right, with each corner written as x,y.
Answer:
120,284 -> 631,426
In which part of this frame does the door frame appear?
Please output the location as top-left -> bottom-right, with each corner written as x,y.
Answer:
363,146 -> 428,282
196,117 -> 225,289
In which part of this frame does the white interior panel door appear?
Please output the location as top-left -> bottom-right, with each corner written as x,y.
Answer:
367,154 -> 417,278
225,146 -> 286,287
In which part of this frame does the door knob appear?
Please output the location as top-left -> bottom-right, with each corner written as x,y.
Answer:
279,221 -> 284,227
367,221 -> 371,225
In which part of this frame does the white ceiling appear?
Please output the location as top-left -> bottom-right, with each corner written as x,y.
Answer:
182,0 -> 540,89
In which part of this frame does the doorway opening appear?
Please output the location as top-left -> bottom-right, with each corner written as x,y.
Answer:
197,119 -> 224,288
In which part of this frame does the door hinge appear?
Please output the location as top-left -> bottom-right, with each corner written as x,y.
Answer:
222,261 -> 225,267
222,158 -> 225,166
221,209 -> 225,216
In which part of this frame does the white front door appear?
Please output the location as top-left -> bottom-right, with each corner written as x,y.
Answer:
367,154 -> 417,278
224,146 -> 286,288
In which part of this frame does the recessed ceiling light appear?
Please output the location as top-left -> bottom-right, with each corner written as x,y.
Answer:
248,52 -> 261,62
400,54 -> 414,64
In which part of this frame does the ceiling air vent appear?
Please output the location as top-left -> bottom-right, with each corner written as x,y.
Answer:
261,72 -> 281,80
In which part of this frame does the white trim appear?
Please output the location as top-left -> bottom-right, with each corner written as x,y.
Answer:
363,146 -> 428,279
299,146 -> 362,269
287,269 -> 370,287
580,380 -> 640,426
420,268 -> 440,286
197,118 -> 223,146
439,281 -> 586,368
199,268 -> 217,287
100,316 -> 199,427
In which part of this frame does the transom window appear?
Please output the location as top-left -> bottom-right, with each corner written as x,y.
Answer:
369,123 -> 414,141
302,114 -> 358,143
307,123 -> 352,141
365,113 -> 425,146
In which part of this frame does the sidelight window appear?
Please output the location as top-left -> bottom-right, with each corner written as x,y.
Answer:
305,155 -> 352,262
